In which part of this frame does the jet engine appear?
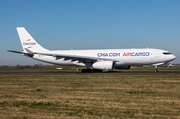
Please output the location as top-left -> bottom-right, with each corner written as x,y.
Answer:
92,61 -> 115,70
115,65 -> 131,70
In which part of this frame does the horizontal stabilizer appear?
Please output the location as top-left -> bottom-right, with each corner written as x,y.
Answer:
7,50 -> 34,57
7,50 -> 25,54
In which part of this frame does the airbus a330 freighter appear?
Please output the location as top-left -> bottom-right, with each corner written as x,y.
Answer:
7,27 -> 176,73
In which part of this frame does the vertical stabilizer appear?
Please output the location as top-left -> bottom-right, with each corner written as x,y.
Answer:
16,27 -> 48,52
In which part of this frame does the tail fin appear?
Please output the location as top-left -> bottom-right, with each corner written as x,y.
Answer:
16,27 -> 48,52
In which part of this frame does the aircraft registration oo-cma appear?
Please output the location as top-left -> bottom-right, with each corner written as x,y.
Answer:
7,27 -> 176,73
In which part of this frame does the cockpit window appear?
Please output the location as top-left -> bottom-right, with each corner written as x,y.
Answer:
163,52 -> 171,55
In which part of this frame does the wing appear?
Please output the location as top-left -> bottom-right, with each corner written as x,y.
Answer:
29,47 -> 120,63
8,48 -> 119,63
34,51 -> 118,63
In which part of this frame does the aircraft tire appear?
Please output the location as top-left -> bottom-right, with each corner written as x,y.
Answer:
98,70 -> 103,73
81,69 -> 87,73
154,69 -> 158,72
93,69 -> 98,72
87,69 -> 92,73
93,69 -> 103,73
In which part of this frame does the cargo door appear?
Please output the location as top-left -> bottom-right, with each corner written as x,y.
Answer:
154,51 -> 159,58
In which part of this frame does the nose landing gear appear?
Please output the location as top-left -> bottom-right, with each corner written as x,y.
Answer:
154,66 -> 158,72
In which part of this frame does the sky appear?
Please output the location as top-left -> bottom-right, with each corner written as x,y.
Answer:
0,0 -> 180,65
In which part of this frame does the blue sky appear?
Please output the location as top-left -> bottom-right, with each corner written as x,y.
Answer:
0,0 -> 180,65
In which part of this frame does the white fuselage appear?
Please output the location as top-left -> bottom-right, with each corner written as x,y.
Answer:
32,48 -> 176,67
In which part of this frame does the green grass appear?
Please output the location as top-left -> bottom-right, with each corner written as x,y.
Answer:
0,74 -> 180,118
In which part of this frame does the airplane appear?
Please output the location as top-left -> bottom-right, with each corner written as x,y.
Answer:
7,27 -> 176,73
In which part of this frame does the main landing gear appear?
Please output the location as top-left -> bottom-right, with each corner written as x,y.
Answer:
81,69 -> 92,73
154,66 -> 158,72
81,69 -> 103,73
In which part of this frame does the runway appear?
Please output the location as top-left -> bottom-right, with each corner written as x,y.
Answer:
0,71 -> 180,75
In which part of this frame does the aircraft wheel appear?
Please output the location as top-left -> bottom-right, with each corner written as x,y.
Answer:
87,69 -> 92,73
154,69 -> 158,72
93,69 -> 98,72
81,69 -> 87,73
154,66 -> 158,72
98,70 -> 103,72
93,69 -> 103,73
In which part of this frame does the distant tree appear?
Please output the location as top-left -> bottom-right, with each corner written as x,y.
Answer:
15,65 -> 21,69
32,64 -> 40,69
0,65 -> 10,70
24,65 -> 31,69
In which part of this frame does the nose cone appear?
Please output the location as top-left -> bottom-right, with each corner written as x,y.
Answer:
169,54 -> 176,62
172,55 -> 176,60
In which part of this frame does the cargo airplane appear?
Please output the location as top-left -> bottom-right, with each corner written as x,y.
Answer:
7,27 -> 176,73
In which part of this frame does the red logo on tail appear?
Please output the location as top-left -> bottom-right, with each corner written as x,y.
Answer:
26,39 -> 31,41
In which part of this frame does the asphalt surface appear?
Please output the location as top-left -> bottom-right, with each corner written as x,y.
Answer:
0,71 -> 180,75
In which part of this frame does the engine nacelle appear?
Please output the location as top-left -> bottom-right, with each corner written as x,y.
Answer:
92,61 -> 115,70
115,65 -> 131,70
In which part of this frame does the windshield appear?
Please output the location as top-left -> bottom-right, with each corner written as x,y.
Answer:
163,52 -> 171,55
